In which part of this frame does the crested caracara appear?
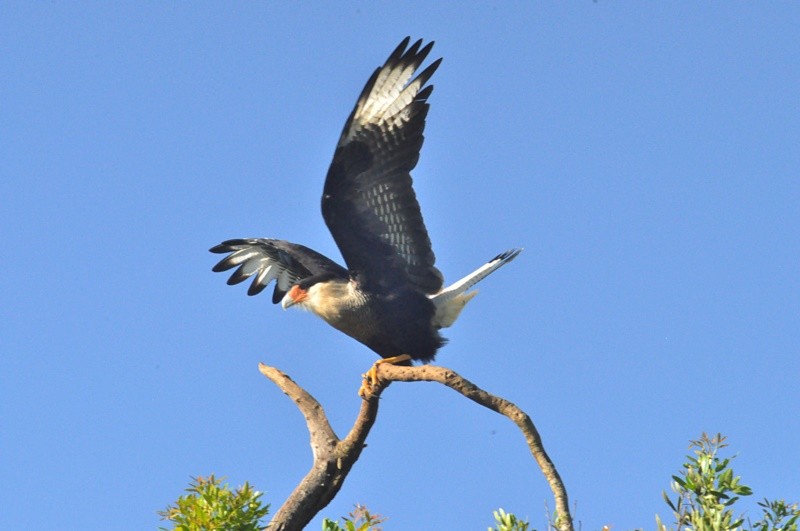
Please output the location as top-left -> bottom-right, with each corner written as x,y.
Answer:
211,37 -> 521,366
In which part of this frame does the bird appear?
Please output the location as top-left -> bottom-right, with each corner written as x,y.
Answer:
210,37 -> 521,384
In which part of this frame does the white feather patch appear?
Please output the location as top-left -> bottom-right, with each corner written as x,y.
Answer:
429,249 -> 522,328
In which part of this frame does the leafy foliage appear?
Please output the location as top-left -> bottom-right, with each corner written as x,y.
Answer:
158,434 -> 798,531
752,498 -> 800,531
656,433 -> 799,531
158,475 -> 269,531
489,508 -> 532,531
657,432 -> 752,530
322,504 -> 387,531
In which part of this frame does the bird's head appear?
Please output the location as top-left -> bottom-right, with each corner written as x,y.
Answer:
280,274 -> 340,311
279,276 -> 361,325
280,284 -> 309,310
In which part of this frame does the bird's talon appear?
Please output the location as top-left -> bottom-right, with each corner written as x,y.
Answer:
358,365 -> 381,398
358,354 -> 412,398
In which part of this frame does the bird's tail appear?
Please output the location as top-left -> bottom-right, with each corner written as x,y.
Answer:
429,248 -> 522,328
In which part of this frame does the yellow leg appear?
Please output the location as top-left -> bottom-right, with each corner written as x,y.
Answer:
358,354 -> 412,398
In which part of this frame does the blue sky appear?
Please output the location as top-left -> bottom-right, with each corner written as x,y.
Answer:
2,3 -> 798,529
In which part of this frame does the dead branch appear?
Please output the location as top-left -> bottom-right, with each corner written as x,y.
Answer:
258,364 -> 382,531
260,362 -> 573,531
366,364 -> 573,531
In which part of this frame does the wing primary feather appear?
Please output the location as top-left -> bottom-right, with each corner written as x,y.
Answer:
413,58 -> 441,92
322,38 -> 446,294
228,263 -> 253,286
209,238 -> 347,301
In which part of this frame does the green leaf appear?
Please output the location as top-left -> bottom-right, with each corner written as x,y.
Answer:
159,475 -> 269,531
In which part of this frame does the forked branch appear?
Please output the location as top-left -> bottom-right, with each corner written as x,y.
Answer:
259,362 -> 573,531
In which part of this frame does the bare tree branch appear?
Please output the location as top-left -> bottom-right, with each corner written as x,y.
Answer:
260,362 -> 573,531
258,365 -> 338,460
259,363 -> 381,531
365,364 -> 574,531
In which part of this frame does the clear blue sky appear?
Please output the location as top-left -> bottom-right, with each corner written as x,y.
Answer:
2,3 -> 798,529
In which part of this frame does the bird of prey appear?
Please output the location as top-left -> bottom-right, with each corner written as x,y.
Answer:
210,37 -> 521,376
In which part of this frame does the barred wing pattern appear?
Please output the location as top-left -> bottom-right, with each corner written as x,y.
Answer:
322,37 -> 444,294
210,239 -> 347,303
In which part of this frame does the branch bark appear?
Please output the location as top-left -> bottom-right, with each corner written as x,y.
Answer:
260,362 -> 573,531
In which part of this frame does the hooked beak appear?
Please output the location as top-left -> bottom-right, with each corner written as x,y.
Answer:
281,285 -> 307,310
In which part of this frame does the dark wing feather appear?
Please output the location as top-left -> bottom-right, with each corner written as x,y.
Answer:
321,37 -> 444,294
210,239 -> 347,303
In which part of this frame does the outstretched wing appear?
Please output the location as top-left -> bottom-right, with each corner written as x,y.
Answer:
210,239 -> 347,303
321,37 -> 443,294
